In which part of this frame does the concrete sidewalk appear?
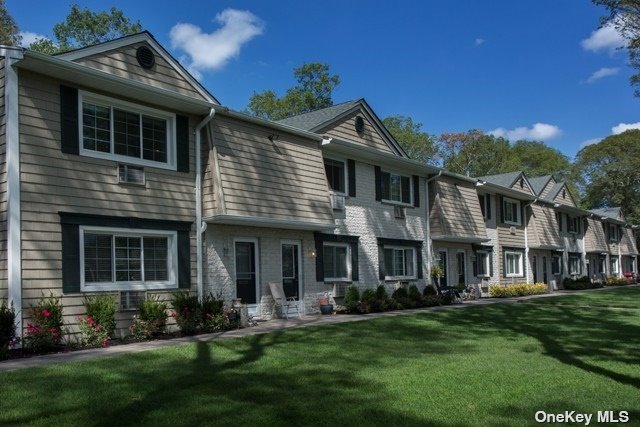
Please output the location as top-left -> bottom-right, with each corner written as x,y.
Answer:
1,285 -> 636,373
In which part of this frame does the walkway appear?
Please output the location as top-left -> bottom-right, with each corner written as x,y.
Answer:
0,285 -> 635,372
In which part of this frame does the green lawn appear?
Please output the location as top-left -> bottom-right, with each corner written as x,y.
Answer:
1,287 -> 639,426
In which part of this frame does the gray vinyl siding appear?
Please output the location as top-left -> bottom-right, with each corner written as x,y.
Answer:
553,185 -> 576,207
584,217 -> 608,253
529,204 -> 561,248
539,179 -> 556,199
318,109 -> 394,154
509,178 -> 535,195
0,58 -> 5,300
18,69 -> 197,329
71,42 -> 205,100
497,196 -> 526,284
620,227 -> 638,255
429,177 -> 487,241
208,114 -> 333,223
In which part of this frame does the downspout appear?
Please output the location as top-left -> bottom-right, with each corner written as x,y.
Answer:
2,47 -> 24,342
425,170 -> 442,286
523,198 -> 537,284
195,108 -> 216,303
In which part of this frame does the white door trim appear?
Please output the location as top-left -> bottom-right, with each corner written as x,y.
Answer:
280,239 -> 303,299
233,237 -> 260,305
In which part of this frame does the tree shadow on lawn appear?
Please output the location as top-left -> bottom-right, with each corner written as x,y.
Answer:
1,319 -> 478,426
427,301 -> 640,389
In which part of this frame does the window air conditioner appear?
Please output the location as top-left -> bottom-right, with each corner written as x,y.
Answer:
331,193 -> 345,210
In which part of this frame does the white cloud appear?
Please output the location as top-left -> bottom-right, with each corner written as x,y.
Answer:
170,9 -> 264,78
580,22 -> 626,53
580,137 -> 602,148
586,67 -> 619,83
18,31 -> 49,47
612,121 -> 640,134
488,123 -> 562,141
474,38 -> 485,46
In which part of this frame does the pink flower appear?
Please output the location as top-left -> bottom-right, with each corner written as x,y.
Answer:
42,309 -> 51,318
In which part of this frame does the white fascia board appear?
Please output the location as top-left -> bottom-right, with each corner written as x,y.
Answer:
204,214 -> 335,232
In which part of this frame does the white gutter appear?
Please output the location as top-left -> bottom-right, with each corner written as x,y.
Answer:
523,198 -> 537,284
425,171 -> 442,285
2,47 -> 24,341
195,108 -> 216,302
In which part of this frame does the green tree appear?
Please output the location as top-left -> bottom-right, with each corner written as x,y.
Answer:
0,0 -> 20,46
592,0 -> 640,95
438,130 -> 518,177
382,115 -> 438,164
573,129 -> 640,223
247,63 -> 340,120
29,4 -> 141,54
510,140 -> 572,180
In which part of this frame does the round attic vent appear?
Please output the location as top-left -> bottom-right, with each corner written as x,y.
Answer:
355,116 -> 365,134
136,46 -> 155,69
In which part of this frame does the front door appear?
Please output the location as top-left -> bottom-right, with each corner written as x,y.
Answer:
439,251 -> 448,287
457,252 -> 465,287
532,256 -> 538,283
542,256 -> 548,284
235,240 -> 257,304
281,241 -> 300,299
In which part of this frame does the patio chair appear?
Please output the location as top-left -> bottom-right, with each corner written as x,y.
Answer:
269,282 -> 301,320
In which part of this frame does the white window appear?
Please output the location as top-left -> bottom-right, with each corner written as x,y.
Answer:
599,256 -> 607,274
80,226 -> 177,291
569,254 -> 581,275
609,224 -> 619,242
610,256 -> 619,274
476,251 -> 490,277
567,216 -> 580,234
324,158 -> 346,194
323,242 -> 350,281
79,91 -> 176,170
381,170 -> 412,205
503,198 -> 520,225
384,246 -> 416,279
504,251 -> 523,277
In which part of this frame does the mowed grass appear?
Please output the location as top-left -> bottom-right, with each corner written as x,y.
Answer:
1,287 -> 639,426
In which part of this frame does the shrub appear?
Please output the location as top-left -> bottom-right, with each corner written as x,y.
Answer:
171,292 -> 200,335
83,294 -> 117,337
423,285 -> 437,297
201,294 -> 226,333
408,285 -> 421,301
391,287 -> 408,300
423,294 -> 443,307
606,276 -> 630,286
344,286 -> 360,313
77,315 -> 110,348
130,296 -> 167,339
563,278 -> 602,290
0,301 -> 18,359
375,285 -> 388,301
24,293 -> 64,352
489,283 -> 548,298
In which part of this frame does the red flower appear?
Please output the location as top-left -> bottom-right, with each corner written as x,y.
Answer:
42,309 -> 51,318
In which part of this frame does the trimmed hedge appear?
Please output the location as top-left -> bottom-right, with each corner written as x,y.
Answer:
605,276 -> 630,286
563,277 -> 603,290
489,283 -> 548,298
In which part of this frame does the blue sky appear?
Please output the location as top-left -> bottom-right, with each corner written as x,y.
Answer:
7,0 -> 638,158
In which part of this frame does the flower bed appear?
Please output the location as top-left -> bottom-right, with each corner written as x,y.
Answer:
489,283 -> 548,298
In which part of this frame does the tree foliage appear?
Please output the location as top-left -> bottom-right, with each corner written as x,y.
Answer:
247,63 -> 340,120
29,4 -> 141,54
573,129 -> 640,223
0,0 -> 20,46
592,0 -> 640,96
510,140 -> 572,181
382,115 -> 438,164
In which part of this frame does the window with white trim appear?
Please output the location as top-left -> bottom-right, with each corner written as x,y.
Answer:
384,246 -> 416,279
503,198 -> 520,225
476,251 -> 490,277
610,256 -> 619,274
567,216 -> 580,234
324,158 -> 346,194
323,242 -> 350,281
504,250 -> 523,277
381,170 -> 412,205
80,226 -> 177,291
599,256 -> 607,274
568,254 -> 581,275
551,254 -> 562,275
80,91 -> 176,170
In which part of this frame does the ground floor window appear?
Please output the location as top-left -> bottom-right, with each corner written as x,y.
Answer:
599,256 -> 607,274
551,254 -> 562,275
384,247 -> 416,279
476,251 -> 490,277
81,226 -> 177,291
323,243 -> 350,281
568,254 -> 581,275
504,250 -> 523,277
610,256 -> 619,274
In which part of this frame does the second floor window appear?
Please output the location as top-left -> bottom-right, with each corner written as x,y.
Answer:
567,216 -> 580,234
381,171 -> 411,204
503,198 -> 520,225
324,159 -> 346,194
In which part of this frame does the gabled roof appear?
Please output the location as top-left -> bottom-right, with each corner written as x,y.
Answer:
55,31 -> 219,104
477,171 -> 524,189
590,207 -> 622,219
545,182 -> 565,201
528,175 -> 554,196
277,98 -> 408,157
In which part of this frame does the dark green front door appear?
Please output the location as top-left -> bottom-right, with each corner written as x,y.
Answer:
281,242 -> 299,299
235,241 -> 257,304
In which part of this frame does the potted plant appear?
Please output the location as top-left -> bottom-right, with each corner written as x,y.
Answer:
431,264 -> 444,288
318,293 -> 333,315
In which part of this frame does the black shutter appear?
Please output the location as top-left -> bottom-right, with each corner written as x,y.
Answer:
486,194 -> 491,219
350,241 -> 359,281
381,172 -> 390,200
374,166 -> 382,201
176,115 -> 190,173
521,203 -> 526,226
472,253 -> 478,276
61,223 -> 81,293
416,249 -> 423,279
378,243 -> 386,280
315,237 -> 324,281
413,175 -> 420,207
177,230 -> 191,289
558,213 -> 563,232
499,196 -> 504,223
347,159 -> 356,197
489,252 -> 494,277
401,176 -> 411,204
60,85 -> 79,155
